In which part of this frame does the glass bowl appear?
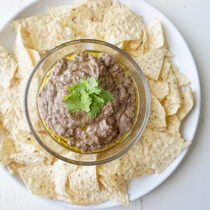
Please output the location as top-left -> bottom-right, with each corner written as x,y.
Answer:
24,39 -> 150,165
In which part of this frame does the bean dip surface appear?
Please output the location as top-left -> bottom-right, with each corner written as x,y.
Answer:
38,52 -> 137,152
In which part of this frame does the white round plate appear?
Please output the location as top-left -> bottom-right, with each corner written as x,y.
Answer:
0,0 -> 201,209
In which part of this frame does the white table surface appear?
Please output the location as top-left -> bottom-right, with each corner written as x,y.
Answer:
0,0 -> 210,210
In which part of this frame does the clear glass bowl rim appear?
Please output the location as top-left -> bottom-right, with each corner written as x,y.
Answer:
24,39 -> 150,165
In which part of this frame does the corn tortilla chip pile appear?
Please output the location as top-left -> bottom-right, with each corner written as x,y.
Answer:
0,0 -> 194,206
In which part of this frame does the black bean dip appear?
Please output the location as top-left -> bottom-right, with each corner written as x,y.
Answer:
38,52 -> 136,152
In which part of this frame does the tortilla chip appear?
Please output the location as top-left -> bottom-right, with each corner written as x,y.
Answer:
68,166 -> 100,205
166,115 -> 181,137
118,140 -> 154,179
0,46 -> 17,88
172,65 -> 190,87
98,140 -> 154,192
148,79 -> 169,101
53,159 -> 78,201
10,14 -> 55,54
0,32 -> 40,133
48,0 -> 86,16
7,161 -> 23,175
13,26 -> 40,117
2,107 -> 28,132
68,177 -> 128,206
0,86 -> 12,116
18,164 -> 56,198
121,27 -> 148,56
0,118 -> 7,133
14,26 -> 37,79
0,79 -> 29,131
177,88 -> 194,121
0,81 -> 22,128
108,184 -> 129,206
73,182 -> 107,205
0,134 -> 16,166
142,129 -> 191,173
27,48 -> 40,66
165,49 -> 173,57
47,3 -> 95,45
69,166 -> 99,192
147,19 -> 165,49
101,1 -> 144,44
97,158 -> 121,191
0,78 -> 23,121
10,152 -> 53,166
12,129 -> 41,153
134,48 -> 166,80
147,94 -> 166,128
48,0 -> 112,44
159,56 -> 171,81
49,0 -> 112,22
162,68 -> 181,115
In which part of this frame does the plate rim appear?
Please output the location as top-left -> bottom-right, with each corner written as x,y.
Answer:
0,0 -> 201,209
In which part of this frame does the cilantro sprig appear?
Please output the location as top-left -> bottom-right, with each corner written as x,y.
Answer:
64,77 -> 114,118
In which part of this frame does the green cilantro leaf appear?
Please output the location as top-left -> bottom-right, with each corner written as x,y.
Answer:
64,77 -> 114,118
88,100 -> 102,118
79,90 -> 92,112
100,89 -> 114,102
64,91 -> 81,113
91,94 -> 105,105
67,82 -> 86,92
64,90 -> 91,113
